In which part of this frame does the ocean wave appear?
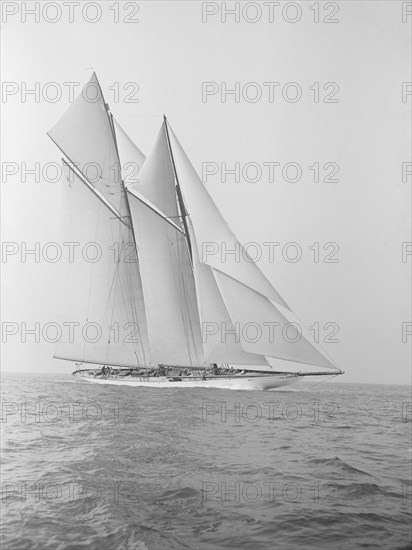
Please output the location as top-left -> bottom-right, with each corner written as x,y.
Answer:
309,456 -> 374,477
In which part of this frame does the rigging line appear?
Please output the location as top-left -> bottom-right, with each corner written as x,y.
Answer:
163,116 -> 193,263
211,266 -> 337,371
115,224 -> 143,363
281,305 -> 340,370
102,115 -> 125,365
163,119 -> 201,366
104,222 -> 142,363
183,243 -> 201,367
107,104 -> 147,366
183,246 -> 201,367
57,155 -> 129,226
166,222 -> 190,363
165,221 -> 197,367
82,109 -> 121,365
105,220 -> 121,364
84,196 -> 102,361
124,254 -> 145,366
127,188 -> 185,235
53,355 -> 139,368
176,231 -> 197,367
126,253 -> 147,368
306,373 -> 340,389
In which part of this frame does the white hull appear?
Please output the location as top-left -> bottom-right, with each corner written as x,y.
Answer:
73,372 -> 299,391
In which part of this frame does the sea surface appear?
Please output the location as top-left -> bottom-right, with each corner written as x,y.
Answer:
1,373 -> 411,550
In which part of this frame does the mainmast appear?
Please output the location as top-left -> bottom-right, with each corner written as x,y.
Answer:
88,73 -> 147,367
94,74 -> 136,237
163,115 -> 193,262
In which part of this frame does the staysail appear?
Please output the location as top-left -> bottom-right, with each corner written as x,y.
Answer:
189,218 -> 271,367
213,269 -> 337,369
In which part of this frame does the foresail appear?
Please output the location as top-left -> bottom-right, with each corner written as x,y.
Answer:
48,72 -> 128,218
128,190 -> 204,366
212,269 -> 338,370
55,164 -> 149,367
166,123 -> 289,309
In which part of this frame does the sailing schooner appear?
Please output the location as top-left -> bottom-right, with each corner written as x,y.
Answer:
48,73 -> 343,390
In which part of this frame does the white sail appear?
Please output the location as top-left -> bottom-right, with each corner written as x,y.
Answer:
128,192 -> 203,366
49,71 -> 340,380
166,123 -> 289,309
48,72 -> 128,218
127,128 -> 204,367
55,164 -> 149,367
112,118 -> 146,187
213,269 -> 337,370
128,122 -> 182,223
189,219 -> 270,367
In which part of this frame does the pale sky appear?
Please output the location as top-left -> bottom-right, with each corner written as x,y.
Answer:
1,1 -> 411,384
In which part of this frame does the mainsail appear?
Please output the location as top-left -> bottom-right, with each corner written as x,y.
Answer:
127,123 -> 203,366
54,163 -> 148,367
50,74 -> 149,367
50,73 -> 339,375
